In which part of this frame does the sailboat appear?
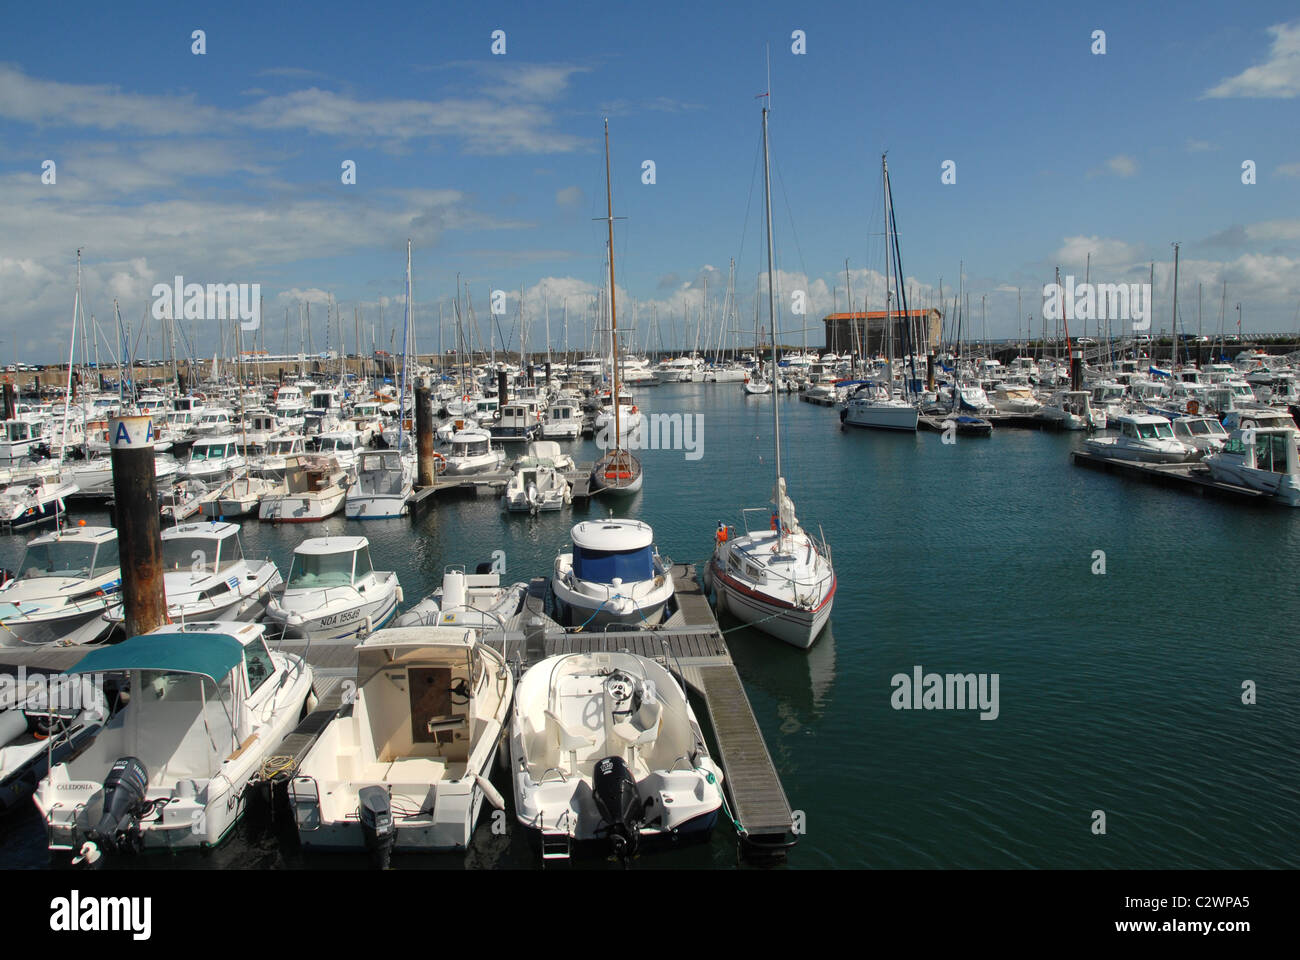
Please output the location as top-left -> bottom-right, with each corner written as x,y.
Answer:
705,104 -> 836,649
840,156 -> 920,432
588,119 -> 643,497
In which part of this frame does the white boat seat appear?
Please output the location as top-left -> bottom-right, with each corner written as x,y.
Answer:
545,708 -> 593,773
611,698 -> 662,747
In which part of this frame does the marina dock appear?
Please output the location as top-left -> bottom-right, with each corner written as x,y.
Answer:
1,562 -> 796,861
1070,450 -> 1279,505
409,462 -> 596,513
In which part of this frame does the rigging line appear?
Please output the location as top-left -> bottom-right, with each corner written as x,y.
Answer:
772,155 -> 812,289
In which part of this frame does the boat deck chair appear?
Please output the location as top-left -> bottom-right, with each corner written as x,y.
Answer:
544,708 -> 593,777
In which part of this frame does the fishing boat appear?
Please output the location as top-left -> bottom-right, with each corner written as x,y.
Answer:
0,476 -> 78,531
345,449 -> 414,519
183,436 -> 246,483
0,526 -> 121,647
258,455 -> 348,523
33,621 -> 314,860
394,566 -> 528,633
542,402 -> 582,439
588,120 -> 644,497
0,414 -> 49,463
1171,415 -> 1230,456
443,428 -> 505,476
264,537 -> 401,641
508,650 -> 724,860
552,519 -> 675,628
706,104 -> 836,650
1204,427 -> 1300,506
1,670 -> 110,814
131,522 -> 281,623
287,626 -> 511,863
1083,414 -> 1197,463
503,458 -> 572,514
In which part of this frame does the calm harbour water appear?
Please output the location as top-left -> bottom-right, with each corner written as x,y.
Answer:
3,381 -> 1298,869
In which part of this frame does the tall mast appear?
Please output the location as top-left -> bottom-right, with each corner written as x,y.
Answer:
399,239 -> 411,453
761,106 -> 782,487
604,118 -> 622,452
883,157 -> 892,380
1171,241 -> 1181,368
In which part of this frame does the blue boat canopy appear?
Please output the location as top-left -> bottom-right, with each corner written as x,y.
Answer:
573,545 -> 654,584
66,632 -> 245,682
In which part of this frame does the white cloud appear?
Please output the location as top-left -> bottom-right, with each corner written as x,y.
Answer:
555,186 -> 583,206
1107,154 -> 1139,177
1276,162 -> 1300,178
1204,20 -> 1300,98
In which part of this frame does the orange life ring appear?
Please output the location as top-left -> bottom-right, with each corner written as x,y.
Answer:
462,394 -> 471,402
1186,400 -> 1199,415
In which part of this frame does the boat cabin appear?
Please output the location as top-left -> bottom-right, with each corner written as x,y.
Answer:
13,526 -> 118,583
570,520 -> 656,585
287,537 -> 375,590
161,522 -> 246,575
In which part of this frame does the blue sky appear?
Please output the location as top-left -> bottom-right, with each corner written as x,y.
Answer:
2,0 -> 1298,361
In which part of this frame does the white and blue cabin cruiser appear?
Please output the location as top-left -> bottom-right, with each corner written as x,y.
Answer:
551,520 -> 674,628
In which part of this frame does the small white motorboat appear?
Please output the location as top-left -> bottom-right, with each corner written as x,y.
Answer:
504,444 -> 573,514
288,626 -> 512,863
183,435 -> 246,483
552,519 -> 674,628
120,521 -> 282,623
258,455 -> 348,523
1171,415 -> 1230,456
34,621 -> 314,859
1204,426 -> 1300,506
0,526 -> 121,647
509,650 -> 724,860
198,474 -> 277,518
265,536 -> 401,640
1083,414 -> 1197,464
443,428 -> 505,476
249,434 -> 307,481
345,449 -> 414,519
161,478 -> 208,524
542,402 -> 582,439
394,566 -> 528,633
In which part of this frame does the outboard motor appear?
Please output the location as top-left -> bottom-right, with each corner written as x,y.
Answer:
81,756 -> 150,860
358,785 -> 395,869
592,755 -> 643,861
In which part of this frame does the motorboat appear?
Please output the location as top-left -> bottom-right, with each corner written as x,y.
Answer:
345,449 -> 414,519
0,415 -> 49,463
542,402 -> 582,439
1036,390 -> 1102,430
1204,427 -> 1300,506
63,453 -> 181,499
552,520 -> 674,628
503,459 -> 571,514
258,455 -> 349,523
313,429 -> 363,471
249,434 -> 307,481
1171,415 -> 1229,456
287,626 -> 512,863
134,522 -> 281,623
393,566 -> 528,633
705,478 -> 836,649
0,526 -> 121,647
198,474 -> 277,518
1,669 -> 109,814
161,479 -> 208,524
993,382 -> 1043,414
1083,414 -> 1197,463
488,402 -> 542,444
509,650 -> 724,860
265,537 -> 401,641
33,621 -> 314,859
443,429 -> 505,477
0,476 -> 78,531
183,436 -> 246,483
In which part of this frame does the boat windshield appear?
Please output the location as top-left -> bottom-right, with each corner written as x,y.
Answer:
572,545 -> 654,584
18,540 -> 102,579
288,551 -> 355,588
162,536 -> 239,573
1136,421 -> 1173,440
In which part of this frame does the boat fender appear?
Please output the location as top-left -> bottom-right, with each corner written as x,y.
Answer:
475,774 -> 505,811
395,586 -> 404,604
362,616 -> 373,636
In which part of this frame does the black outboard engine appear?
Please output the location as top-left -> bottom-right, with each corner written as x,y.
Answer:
84,756 -> 149,858
592,755 -> 643,861
358,785 -> 395,869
